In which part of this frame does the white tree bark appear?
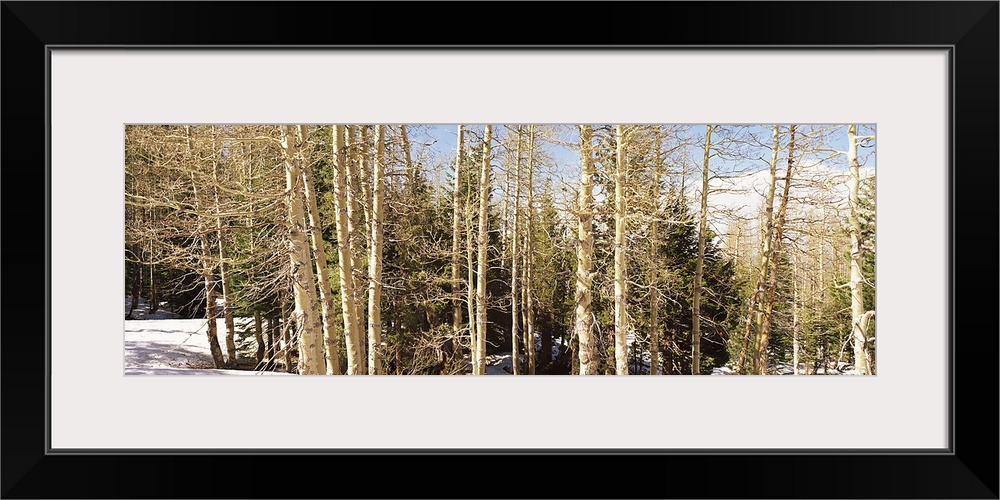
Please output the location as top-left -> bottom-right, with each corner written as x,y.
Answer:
333,125 -> 364,375
466,197 -> 477,373
280,293 -> 292,372
299,125 -> 341,375
252,310 -> 264,365
649,127 -> 663,375
367,125 -> 386,375
792,252 -> 800,375
510,126 -> 522,375
848,124 -> 872,375
613,125 -> 629,375
474,125 -> 492,375
209,127 -> 238,368
692,125 -> 713,375
575,125 -> 598,375
738,125 -> 779,374
524,125 -> 536,375
185,126 -> 226,369
400,124 -> 415,193
755,125 -> 796,375
282,125 -> 325,375
346,126 -> 367,374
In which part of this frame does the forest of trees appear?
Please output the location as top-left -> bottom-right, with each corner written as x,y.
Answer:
124,124 -> 876,375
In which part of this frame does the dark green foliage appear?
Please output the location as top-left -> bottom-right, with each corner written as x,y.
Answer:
529,184 -> 576,370
796,175 -> 875,372
650,194 -> 739,374
859,176 -> 875,352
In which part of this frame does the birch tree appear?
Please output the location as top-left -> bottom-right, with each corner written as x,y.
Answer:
451,125 -> 464,357
298,125 -> 341,375
184,126 -> 227,369
691,125 -> 713,375
465,137 -> 478,370
368,125 -> 386,374
523,125 -> 537,375
754,125 -> 796,375
791,252 -> 801,374
737,125 -> 780,374
209,127 -> 238,367
649,127 -> 663,375
575,125 -> 598,375
333,125 -> 365,374
346,126 -> 367,374
613,125 -> 630,375
510,126 -> 522,374
847,124 -> 874,375
474,125 -> 492,375
282,125 -> 325,375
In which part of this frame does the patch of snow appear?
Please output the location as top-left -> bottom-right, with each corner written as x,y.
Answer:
125,299 -> 290,375
125,297 -> 181,320
483,353 -> 513,375
125,367 -> 287,376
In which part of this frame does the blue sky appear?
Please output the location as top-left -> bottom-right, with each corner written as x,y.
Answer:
412,124 -> 874,187
404,124 -> 875,243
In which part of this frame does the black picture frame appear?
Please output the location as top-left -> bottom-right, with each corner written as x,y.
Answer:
3,2 -> 996,498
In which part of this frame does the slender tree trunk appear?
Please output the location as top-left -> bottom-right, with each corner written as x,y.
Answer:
466,205 -> 477,372
524,125 -> 536,375
282,125 -> 325,375
819,228 -> 826,299
267,315 -> 277,371
201,272 -> 224,369
367,125 -> 386,375
613,125 -> 629,375
501,133 -> 511,263
280,297 -> 292,372
665,336 -> 674,374
650,127 -> 662,375
792,253 -> 800,375
451,125 -> 465,357
127,248 -> 141,319
211,128 -> 237,368
185,126 -> 225,369
358,126 -> 373,229
400,124 -> 415,195
692,125 -> 713,375
254,310 -> 265,365
738,124 -> 780,374
474,125 -> 492,375
539,286 -> 552,367
215,223 -> 235,367
148,250 -> 158,313
847,124 -> 872,375
523,263 -> 535,374
465,143 -> 477,373
575,125 -> 598,375
511,126 -> 522,375
346,126 -> 367,374
755,125 -> 796,375
649,287 -> 660,375
571,334 -> 580,375
299,125 -> 341,375
333,125 -> 365,374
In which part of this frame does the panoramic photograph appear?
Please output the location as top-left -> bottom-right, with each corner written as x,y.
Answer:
124,124 -> 875,375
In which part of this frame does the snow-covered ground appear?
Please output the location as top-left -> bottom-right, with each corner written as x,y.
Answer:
125,297 -> 291,376
125,298 -> 856,376
484,353 -> 513,375
711,363 -> 856,375
124,296 -> 182,320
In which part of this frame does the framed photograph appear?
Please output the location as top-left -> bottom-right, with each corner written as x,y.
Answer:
3,2 -> 996,498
